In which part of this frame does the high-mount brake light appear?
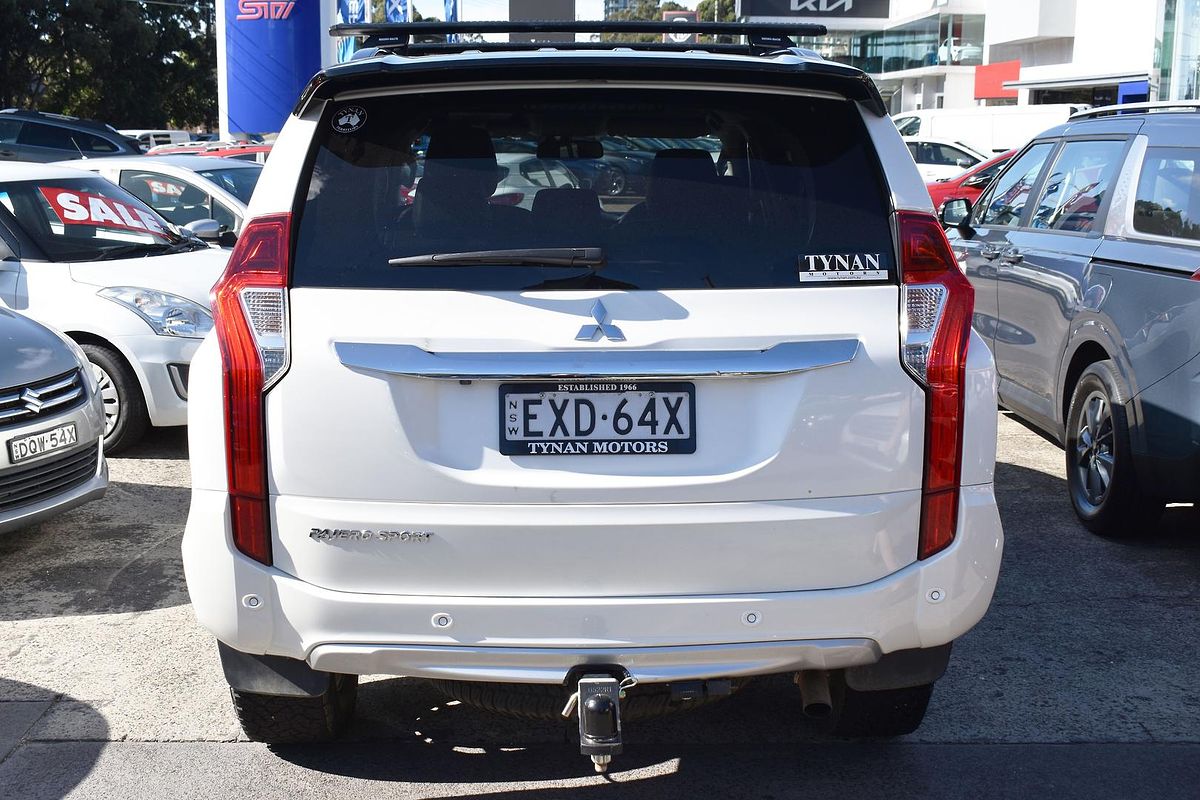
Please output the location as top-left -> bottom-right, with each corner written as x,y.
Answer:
898,211 -> 974,560
211,214 -> 291,565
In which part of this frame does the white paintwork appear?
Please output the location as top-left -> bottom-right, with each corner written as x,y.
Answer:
0,164 -> 229,426
58,155 -> 256,234
902,138 -> 991,183
183,73 -> 1004,686
861,110 -> 933,213
892,105 -> 1084,155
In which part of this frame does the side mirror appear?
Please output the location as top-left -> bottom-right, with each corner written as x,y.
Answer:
956,158 -> 974,169
964,174 -> 992,188
184,219 -> 221,242
218,230 -> 238,248
940,198 -> 972,228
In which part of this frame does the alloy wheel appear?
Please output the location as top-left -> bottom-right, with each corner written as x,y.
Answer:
1073,390 -> 1114,506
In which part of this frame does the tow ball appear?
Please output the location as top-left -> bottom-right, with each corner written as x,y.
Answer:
562,674 -> 631,773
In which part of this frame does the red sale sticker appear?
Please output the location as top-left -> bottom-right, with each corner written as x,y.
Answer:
146,179 -> 184,197
38,187 -> 172,239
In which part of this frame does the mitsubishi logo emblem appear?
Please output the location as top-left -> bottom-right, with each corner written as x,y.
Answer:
21,387 -> 45,414
575,300 -> 626,342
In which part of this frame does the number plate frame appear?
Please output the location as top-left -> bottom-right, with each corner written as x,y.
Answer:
7,422 -> 79,464
498,381 -> 696,456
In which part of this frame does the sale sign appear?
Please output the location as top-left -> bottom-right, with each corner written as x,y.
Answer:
39,187 -> 172,239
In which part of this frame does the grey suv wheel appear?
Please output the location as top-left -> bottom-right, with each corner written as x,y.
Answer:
1065,361 -> 1162,535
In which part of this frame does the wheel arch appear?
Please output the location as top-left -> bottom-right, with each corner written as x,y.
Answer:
1061,340 -> 1112,426
62,330 -> 152,408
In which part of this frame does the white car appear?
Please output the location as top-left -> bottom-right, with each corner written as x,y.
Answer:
60,155 -> 262,245
903,137 -> 989,182
118,129 -> 193,151
937,37 -> 983,64
0,162 -> 228,452
182,26 -> 1003,769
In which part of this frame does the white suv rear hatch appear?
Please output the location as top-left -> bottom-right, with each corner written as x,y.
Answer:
250,87 -> 928,597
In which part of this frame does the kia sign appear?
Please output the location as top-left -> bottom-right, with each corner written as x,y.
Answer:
736,0 -> 890,18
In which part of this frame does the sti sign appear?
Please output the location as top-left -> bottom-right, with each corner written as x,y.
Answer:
217,0 -> 327,137
737,0 -> 890,18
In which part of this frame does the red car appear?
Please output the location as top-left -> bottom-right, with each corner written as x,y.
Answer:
926,149 -> 1015,212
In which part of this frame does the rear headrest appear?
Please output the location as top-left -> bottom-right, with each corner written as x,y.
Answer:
649,149 -> 718,183
426,125 -> 496,166
531,187 -> 602,221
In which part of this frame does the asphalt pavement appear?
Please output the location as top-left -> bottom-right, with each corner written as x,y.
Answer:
1,413 -> 1198,799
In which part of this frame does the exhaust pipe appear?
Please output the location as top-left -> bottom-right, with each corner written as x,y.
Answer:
795,670 -> 833,719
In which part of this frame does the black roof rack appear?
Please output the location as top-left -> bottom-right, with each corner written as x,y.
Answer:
329,20 -> 827,57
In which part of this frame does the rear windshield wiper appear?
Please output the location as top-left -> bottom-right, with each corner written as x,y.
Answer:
388,247 -> 604,270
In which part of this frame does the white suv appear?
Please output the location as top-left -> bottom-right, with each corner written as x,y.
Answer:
183,21 -> 1003,768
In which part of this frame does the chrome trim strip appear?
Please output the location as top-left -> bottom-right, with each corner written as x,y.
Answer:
307,638 -> 882,684
334,339 -> 860,381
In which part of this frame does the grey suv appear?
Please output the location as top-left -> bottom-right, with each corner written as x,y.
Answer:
0,110 -> 141,163
943,101 -> 1200,535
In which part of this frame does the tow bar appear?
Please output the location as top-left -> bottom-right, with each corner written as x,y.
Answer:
562,673 -> 635,773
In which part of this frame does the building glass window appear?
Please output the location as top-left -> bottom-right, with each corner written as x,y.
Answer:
796,14 -> 985,74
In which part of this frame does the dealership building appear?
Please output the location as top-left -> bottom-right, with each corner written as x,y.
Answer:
737,0 -> 1194,113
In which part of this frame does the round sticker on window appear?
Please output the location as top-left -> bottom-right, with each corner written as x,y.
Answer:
332,106 -> 366,134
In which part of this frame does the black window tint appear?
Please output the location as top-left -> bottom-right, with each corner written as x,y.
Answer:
292,89 -> 898,291
77,132 -> 119,153
1133,146 -> 1200,241
0,119 -> 20,145
1029,139 -> 1125,233
213,201 -> 237,232
18,122 -> 77,150
931,144 -> 975,167
978,143 -> 1055,227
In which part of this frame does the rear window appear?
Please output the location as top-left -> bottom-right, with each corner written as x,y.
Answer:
292,89 -> 897,291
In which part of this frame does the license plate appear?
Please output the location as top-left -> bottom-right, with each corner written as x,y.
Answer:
499,381 -> 696,456
8,423 -> 79,464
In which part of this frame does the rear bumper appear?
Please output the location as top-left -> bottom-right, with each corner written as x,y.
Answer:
183,483 -> 1003,684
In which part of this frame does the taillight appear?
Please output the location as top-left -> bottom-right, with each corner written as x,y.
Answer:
211,214 -> 291,565
488,192 -> 525,206
898,211 -> 974,559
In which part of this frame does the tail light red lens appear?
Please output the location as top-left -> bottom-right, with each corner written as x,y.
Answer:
898,211 -> 974,559
488,192 -> 526,206
210,214 -> 291,565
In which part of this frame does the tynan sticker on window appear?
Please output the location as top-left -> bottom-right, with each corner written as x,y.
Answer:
39,187 -> 171,239
798,253 -> 888,283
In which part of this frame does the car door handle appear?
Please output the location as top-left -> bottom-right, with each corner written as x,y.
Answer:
999,249 -> 1024,265
980,245 -> 1003,260
0,149 -> 16,158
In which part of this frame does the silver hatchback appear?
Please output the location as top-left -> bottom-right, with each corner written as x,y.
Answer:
0,307 -> 107,534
